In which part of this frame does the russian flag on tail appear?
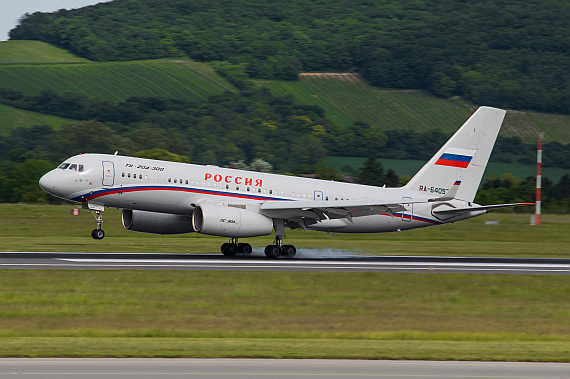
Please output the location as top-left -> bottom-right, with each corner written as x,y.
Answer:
435,148 -> 475,168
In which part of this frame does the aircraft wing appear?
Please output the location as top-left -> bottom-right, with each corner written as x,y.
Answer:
432,202 -> 535,216
259,197 -> 429,223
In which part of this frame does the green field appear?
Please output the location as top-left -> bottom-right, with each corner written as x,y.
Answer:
327,156 -> 570,182
0,40 -> 90,63
255,74 -> 570,144
0,103 -> 73,135
0,204 -> 568,258
0,59 -> 235,102
0,270 -> 569,360
1,204 -> 569,360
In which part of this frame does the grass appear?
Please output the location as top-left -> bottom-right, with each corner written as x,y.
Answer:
0,204 -> 569,258
255,74 -> 570,144
2,338 -> 569,361
0,41 -> 90,63
327,156 -> 570,182
0,58 -> 235,102
1,204 -> 568,360
0,270 -> 569,360
0,103 -> 73,135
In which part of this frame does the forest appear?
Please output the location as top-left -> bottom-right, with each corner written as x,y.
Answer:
0,87 -> 569,211
9,0 -> 570,115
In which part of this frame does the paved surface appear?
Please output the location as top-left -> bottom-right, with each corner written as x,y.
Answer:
0,358 -> 568,378
1,252 -> 568,274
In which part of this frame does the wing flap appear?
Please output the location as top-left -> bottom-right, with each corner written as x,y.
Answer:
433,202 -> 534,215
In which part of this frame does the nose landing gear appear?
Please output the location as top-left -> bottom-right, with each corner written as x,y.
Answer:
91,209 -> 105,240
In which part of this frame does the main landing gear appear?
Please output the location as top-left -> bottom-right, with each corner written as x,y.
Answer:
91,210 -> 105,240
264,219 -> 296,258
221,238 -> 253,256
264,235 -> 297,259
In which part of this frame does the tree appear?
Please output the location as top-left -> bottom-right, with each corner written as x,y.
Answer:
357,157 -> 384,186
384,169 -> 399,187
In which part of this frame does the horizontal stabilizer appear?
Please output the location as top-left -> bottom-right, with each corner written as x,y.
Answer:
433,202 -> 534,215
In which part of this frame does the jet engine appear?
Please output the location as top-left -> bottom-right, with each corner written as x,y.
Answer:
122,209 -> 195,234
192,203 -> 273,238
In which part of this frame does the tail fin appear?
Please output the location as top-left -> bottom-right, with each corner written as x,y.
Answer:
404,106 -> 506,202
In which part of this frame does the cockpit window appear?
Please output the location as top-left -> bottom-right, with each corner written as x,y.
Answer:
69,164 -> 77,171
58,163 -> 70,170
78,165 -> 84,172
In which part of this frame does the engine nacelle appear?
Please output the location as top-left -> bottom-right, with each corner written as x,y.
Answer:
122,209 -> 195,235
192,203 -> 273,238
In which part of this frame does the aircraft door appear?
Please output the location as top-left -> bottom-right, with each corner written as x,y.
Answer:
102,161 -> 115,186
401,196 -> 413,222
314,190 -> 323,201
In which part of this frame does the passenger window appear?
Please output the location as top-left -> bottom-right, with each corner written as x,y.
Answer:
58,163 -> 70,169
168,178 -> 171,182
78,165 -> 84,172
174,179 -> 177,183
236,186 -> 239,190
326,196 -> 329,201
139,174 -> 142,179
269,190 -> 272,194
180,179 -> 183,184
247,187 -> 250,192
128,173 -> 131,178
145,175 -> 148,180
69,164 -> 77,171
264,189 -> 267,193
122,172 -> 125,177
226,184 -> 229,189
185,180 -> 188,184
302,194 -> 306,198
258,188 -> 261,193
280,191 -> 284,195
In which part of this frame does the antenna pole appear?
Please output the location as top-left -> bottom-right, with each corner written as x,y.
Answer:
535,133 -> 543,225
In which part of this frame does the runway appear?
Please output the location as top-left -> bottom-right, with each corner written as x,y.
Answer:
0,358 -> 568,378
1,252 -> 568,274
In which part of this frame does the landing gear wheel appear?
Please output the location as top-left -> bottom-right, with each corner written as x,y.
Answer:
281,245 -> 296,258
221,243 -> 237,256
238,243 -> 253,255
91,229 -> 105,240
265,245 -> 281,258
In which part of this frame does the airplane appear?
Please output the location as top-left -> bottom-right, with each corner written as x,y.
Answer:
39,106 -> 532,258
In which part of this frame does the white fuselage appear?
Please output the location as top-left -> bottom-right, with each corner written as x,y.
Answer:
39,153 -> 484,235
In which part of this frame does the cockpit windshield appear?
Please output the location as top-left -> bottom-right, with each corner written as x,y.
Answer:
58,163 -> 85,172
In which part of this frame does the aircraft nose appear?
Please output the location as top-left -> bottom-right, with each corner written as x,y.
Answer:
39,172 -> 57,193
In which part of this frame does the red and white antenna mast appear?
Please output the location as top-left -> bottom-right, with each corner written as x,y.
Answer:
535,133 -> 544,225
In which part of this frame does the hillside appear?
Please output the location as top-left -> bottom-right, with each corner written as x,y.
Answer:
256,74 -> 570,144
1,41 -> 568,144
0,58 -> 235,102
0,103 -> 72,135
10,0 -> 570,115
0,40 -> 89,63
